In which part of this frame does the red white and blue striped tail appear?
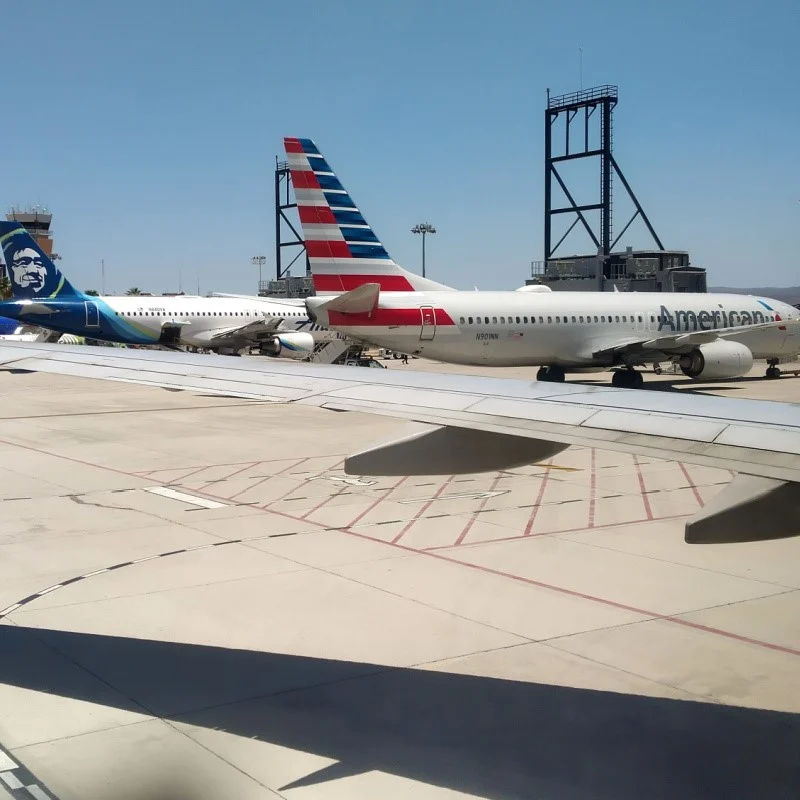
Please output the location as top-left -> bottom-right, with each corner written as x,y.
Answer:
283,137 -> 454,295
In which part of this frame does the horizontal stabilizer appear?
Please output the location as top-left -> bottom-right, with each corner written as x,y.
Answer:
345,422 -> 570,476
320,283 -> 380,315
17,302 -> 62,316
685,474 -> 800,544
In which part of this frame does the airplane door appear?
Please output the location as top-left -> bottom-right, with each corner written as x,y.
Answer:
85,301 -> 100,328
634,312 -> 646,333
419,306 -> 436,341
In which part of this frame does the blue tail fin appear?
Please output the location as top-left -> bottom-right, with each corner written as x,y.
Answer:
0,222 -> 83,300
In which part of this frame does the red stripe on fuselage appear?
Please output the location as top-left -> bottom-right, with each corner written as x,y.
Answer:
328,308 -> 455,327
284,138 -> 303,153
305,240 -> 352,258
298,205 -> 337,224
313,273 -> 415,292
290,170 -> 320,189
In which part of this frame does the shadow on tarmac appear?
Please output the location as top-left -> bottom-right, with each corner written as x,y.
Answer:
1,626 -> 798,799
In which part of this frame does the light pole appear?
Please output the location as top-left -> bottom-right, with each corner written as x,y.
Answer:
411,222 -> 436,278
251,255 -> 266,292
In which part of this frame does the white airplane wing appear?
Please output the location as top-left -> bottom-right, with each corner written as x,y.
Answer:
204,316 -> 284,344
592,318 -> 800,358
0,340 -> 797,545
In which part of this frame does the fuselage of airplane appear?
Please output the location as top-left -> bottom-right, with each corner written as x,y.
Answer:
310,289 -> 800,368
0,294 -> 333,351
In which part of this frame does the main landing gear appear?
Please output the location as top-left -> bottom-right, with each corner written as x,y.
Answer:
766,360 -> 782,380
611,369 -> 644,389
536,365 -> 566,382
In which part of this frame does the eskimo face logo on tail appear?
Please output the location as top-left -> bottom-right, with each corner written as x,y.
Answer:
9,247 -> 47,293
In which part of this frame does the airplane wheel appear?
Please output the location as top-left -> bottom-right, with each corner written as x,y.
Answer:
537,365 -> 565,382
766,366 -> 781,379
612,369 -> 643,389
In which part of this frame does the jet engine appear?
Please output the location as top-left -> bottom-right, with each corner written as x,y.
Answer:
260,331 -> 315,359
678,340 -> 753,380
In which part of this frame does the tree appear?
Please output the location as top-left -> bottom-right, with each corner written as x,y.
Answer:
125,287 -> 142,296
0,276 -> 11,300
85,289 -> 99,296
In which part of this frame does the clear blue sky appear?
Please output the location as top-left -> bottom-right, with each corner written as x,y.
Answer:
3,0 -> 798,293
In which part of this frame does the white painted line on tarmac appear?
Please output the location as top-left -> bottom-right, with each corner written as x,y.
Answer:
0,771 -> 23,790
145,487 -> 227,509
0,755 -> 17,773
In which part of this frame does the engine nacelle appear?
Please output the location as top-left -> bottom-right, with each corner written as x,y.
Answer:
678,340 -> 753,380
260,331 -> 315,359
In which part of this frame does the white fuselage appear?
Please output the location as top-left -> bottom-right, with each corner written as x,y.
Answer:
312,290 -> 800,367
99,295 -> 327,346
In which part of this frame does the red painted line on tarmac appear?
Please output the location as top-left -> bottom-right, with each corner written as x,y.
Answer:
523,463 -> 552,536
428,513 -> 692,551
4,436 -> 794,659
633,455 -> 654,521
453,474 -> 504,546
588,449 -> 597,528
679,462 -> 705,507
343,475 -> 411,529
226,457 -> 312,502
392,475 -> 457,544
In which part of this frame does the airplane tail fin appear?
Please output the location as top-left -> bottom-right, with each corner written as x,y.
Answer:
0,222 -> 83,301
283,137 -> 454,295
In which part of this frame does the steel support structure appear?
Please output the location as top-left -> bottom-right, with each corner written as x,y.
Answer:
544,85 -> 663,266
274,159 -> 309,280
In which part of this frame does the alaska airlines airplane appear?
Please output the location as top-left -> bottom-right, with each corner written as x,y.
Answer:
0,222 -> 329,357
285,137 -> 800,387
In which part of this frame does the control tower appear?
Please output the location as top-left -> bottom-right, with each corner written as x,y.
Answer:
6,206 -> 56,257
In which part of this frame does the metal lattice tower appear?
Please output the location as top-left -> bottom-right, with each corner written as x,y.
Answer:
544,85 -> 663,263
274,160 -> 309,281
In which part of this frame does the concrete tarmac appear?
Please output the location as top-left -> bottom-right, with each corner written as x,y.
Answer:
0,359 -> 798,799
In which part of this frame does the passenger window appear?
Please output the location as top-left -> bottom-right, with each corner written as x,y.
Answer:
638,315 -> 643,322
459,317 -> 465,324
615,315 -> 619,322
572,316 -> 576,323
594,315 -> 599,323
555,316 -> 560,323
601,316 -> 605,322
468,316 -> 473,324
524,316 -> 528,323
623,315 -> 627,322
579,316 -> 584,322
547,316 -> 552,323
516,316 -> 520,324
492,317 -> 497,324
500,317 -> 505,324
484,317 -> 489,324
540,317 -> 544,324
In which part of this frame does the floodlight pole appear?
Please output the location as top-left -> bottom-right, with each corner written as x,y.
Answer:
251,255 -> 266,290
411,222 -> 436,278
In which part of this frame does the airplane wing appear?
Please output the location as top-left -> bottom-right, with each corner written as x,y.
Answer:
204,316 -> 285,345
592,318 -> 800,358
0,340 -> 797,545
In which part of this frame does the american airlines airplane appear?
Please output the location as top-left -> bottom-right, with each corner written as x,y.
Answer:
284,137 -> 800,388
0,221 -> 330,358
